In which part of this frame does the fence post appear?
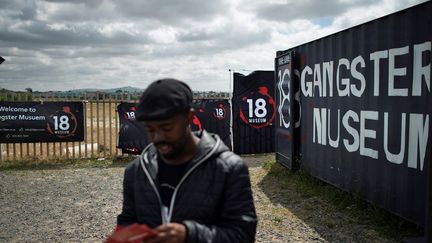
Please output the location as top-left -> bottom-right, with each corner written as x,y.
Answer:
109,94 -> 112,159
102,93 -> 106,159
84,93 -> 88,159
115,94 -> 119,158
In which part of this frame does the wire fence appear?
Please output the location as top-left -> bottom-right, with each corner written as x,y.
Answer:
0,91 -> 231,162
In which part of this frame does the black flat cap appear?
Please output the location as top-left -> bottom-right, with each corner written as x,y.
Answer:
135,78 -> 193,121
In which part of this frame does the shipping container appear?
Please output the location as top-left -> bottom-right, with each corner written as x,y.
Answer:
275,1 -> 431,229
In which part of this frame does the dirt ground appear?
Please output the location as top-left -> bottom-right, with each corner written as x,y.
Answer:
0,153 -> 420,242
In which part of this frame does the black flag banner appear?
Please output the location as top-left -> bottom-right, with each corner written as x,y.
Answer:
118,99 -> 232,154
232,71 -> 275,154
117,103 -> 150,154
192,99 -> 231,149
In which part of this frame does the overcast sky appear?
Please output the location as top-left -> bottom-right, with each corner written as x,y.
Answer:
0,0 -> 428,92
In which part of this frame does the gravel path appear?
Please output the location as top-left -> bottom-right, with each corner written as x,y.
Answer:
0,167 -> 123,242
0,154 -> 409,242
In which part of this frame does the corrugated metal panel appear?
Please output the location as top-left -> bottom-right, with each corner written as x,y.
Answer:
275,52 -> 298,170
232,71 -> 276,154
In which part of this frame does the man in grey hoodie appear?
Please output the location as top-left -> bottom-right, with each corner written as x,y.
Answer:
117,78 -> 257,243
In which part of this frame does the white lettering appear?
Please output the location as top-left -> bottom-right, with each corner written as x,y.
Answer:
313,64 -> 322,97
384,112 -> 406,164
0,106 -> 29,112
350,56 -> 366,97
388,46 -> 409,96
301,65 -> 313,97
323,61 -> 334,97
342,110 -> 359,152
337,58 -> 350,96
408,114 -> 429,171
360,110 -> 379,159
328,109 -> 340,148
278,68 -> 291,128
370,50 -> 388,96
18,115 -> 46,121
412,41 -> 431,96
313,108 -> 327,145
294,69 -> 302,128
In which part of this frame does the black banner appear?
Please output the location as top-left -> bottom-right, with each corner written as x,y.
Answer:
117,103 -> 150,154
276,2 -> 431,226
191,99 -> 231,149
0,102 -> 84,143
232,71 -> 275,154
117,99 -> 231,154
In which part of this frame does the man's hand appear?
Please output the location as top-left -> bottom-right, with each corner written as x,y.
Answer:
144,223 -> 186,243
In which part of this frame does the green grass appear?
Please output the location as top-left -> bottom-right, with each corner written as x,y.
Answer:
261,159 -> 423,241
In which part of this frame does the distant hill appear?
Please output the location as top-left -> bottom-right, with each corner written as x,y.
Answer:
0,86 -> 230,100
69,86 -> 144,94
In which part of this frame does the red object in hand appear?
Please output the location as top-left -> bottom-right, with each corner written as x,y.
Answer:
105,224 -> 157,243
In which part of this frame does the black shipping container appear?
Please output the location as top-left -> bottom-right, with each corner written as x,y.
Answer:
275,1 -> 431,228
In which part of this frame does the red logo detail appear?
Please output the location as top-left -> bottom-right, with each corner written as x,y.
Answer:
192,115 -> 202,131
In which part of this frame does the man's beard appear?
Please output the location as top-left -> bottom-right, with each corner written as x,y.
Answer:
155,131 -> 189,160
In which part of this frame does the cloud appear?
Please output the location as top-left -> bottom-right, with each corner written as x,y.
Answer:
254,0 -> 377,23
330,0 -> 429,30
1,22 -> 150,48
113,0 -> 229,26
0,0 -> 429,92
